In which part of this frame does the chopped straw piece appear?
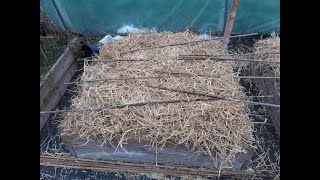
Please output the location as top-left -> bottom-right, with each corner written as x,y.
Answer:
60,30 -> 254,168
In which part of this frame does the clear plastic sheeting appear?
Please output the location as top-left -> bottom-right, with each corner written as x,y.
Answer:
98,34 -> 124,45
40,0 -> 279,35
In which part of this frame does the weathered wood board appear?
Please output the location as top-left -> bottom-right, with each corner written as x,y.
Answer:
251,66 -> 280,137
40,155 -> 275,179
40,38 -> 79,132
61,134 -> 254,170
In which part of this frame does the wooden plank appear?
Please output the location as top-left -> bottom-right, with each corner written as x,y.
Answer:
61,134 -> 254,170
40,37 -> 78,131
251,66 -> 280,137
40,61 -> 78,131
40,40 -> 77,106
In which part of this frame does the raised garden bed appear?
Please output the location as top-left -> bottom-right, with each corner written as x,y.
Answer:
40,35 -> 279,179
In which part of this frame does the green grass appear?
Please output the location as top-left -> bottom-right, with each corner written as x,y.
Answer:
40,37 -> 71,79
40,35 -> 106,81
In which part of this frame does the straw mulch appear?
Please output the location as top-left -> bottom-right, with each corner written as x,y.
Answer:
254,33 -> 280,95
254,33 -> 280,76
60,30 -> 254,168
40,7 -> 69,37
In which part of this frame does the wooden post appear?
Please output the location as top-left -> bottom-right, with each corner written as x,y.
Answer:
222,0 -> 240,52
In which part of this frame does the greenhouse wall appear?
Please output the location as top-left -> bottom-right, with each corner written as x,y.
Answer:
40,0 -> 279,35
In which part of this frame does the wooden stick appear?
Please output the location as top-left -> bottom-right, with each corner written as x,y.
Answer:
147,85 -> 280,108
79,51 -> 277,62
248,95 -> 273,98
65,71 -> 279,84
82,57 -> 279,64
212,57 -> 280,64
40,98 -> 218,114
79,75 -> 279,83
40,92 -> 274,114
155,70 -> 280,79
120,33 -> 258,55
222,0 -> 240,52
85,75 -> 193,82
40,155 -> 275,179
65,68 -> 279,84
178,56 -> 280,64
236,76 -> 280,79
84,59 -> 147,62
179,52 -> 280,57
66,75 -> 279,85
80,51 -> 279,64
42,156 -> 227,173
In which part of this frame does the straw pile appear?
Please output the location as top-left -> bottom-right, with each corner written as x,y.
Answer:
60,30 -> 254,168
254,33 -> 280,76
254,33 -> 280,95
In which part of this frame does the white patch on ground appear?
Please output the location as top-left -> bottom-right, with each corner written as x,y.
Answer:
198,34 -> 211,39
117,25 -> 142,33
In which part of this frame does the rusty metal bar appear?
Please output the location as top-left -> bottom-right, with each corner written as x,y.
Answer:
222,0 -> 240,52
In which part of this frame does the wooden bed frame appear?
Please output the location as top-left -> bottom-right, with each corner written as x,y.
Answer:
39,37 -> 280,178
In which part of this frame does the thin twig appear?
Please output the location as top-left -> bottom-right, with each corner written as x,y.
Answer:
65,75 -> 279,84
147,85 -> 280,108
81,56 -> 280,64
40,92 -> 274,114
85,75 -> 193,82
40,155 -> 276,179
40,43 -> 48,61
237,76 -> 280,79
178,57 -> 280,64
40,98 -> 217,114
179,52 -> 280,57
120,33 -> 258,55
155,70 -> 280,79
79,51 -> 278,63
41,94 -> 278,114
83,59 -> 147,62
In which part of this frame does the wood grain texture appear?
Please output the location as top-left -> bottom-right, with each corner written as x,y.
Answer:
40,38 -> 78,131
251,66 -> 280,137
61,134 -> 254,170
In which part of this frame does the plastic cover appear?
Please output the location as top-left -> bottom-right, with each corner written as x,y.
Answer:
40,0 -> 279,35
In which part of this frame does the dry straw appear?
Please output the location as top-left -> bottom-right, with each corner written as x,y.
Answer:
60,30 -> 254,168
254,33 -> 280,76
252,34 -> 280,178
254,33 -> 280,96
